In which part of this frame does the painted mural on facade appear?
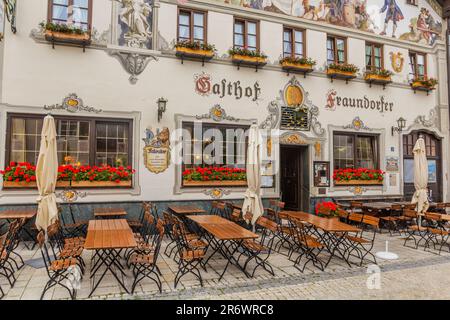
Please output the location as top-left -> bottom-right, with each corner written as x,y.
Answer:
218,0 -> 442,45
117,0 -> 153,49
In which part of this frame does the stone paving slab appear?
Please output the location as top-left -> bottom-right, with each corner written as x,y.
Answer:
0,232 -> 448,300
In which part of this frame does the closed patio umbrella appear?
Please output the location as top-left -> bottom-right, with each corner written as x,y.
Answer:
242,124 -> 264,225
35,115 -> 59,233
411,136 -> 429,226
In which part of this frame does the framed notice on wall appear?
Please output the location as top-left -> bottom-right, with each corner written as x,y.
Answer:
313,161 -> 330,187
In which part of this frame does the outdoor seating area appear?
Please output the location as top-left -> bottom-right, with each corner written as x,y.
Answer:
1,199 -> 449,300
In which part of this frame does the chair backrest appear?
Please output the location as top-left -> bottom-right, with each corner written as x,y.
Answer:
391,204 -> 402,211
436,203 -> 446,209
243,211 -> 253,224
266,208 -> 277,221
348,213 -> 364,224
424,212 -> 441,222
256,216 -> 278,233
230,208 -> 242,222
403,209 -> 418,218
363,215 -> 379,227
287,216 -> 309,246
403,204 -> 417,210
350,201 -> 363,208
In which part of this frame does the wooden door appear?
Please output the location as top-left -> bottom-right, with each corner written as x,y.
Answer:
403,131 -> 442,202
280,145 -> 309,211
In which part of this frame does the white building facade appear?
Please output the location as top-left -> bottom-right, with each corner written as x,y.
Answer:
0,0 -> 448,211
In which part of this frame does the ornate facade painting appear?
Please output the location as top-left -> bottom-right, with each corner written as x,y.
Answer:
389,52 -> 404,73
143,127 -> 171,174
218,0 -> 442,45
117,0 -> 153,49
399,7 -> 442,45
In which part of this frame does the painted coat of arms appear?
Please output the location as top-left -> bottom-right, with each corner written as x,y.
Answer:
143,127 -> 170,174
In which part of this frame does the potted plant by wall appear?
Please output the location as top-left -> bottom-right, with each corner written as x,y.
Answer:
182,166 -> 247,187
364,68 -> 393,88
315,201 -> 340,221
410,77 -> 438,94
228,47 -> 267,70
279,56 -> 316,76
1,162 -> 135,188
326,63 -> 359,83
333,168 -> 385,186
175,40 -> 216,64
40,21 -> 91,49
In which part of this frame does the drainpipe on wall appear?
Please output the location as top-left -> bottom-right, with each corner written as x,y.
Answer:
444,0 -> 450,131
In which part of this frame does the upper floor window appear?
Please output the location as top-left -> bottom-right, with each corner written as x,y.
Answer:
178,9 -> 206,43
234,18 -> 258,51
283,27 -> 305,58
406,0 -> 418,5
327,36 -> 346,65
365,43 -> 383,71
409,51 -> 427,79
49,0 -> 91,30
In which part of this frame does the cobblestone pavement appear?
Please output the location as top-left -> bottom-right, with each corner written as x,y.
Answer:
1,232 -> 449,300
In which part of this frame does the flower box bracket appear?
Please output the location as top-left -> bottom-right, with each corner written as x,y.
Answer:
45,30 -> 91,52
327,69 -> 357,84
365,76 -> 392,90
282,64 -> 314,78
231,55 -> 267,72
175,48 -> 214,67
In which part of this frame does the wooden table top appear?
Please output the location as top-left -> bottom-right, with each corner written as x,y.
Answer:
84,219 -> 136,250
94,208 -> 127,217
188,215 -> 258,241
0,209 -> 37,220
168,205 -> 206,215
284,211 -> 360,233
363,202 -> 437,210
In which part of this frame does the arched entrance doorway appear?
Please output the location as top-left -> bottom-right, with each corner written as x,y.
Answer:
403,131 -> 442,202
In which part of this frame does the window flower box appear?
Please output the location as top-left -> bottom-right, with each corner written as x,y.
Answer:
327,63 -> 359,83
175,41 -> 216,65
183,180 -> 247,187
182,166 -> 247,188
333,168 -> 384,186
1,162 -> 135,189
228,48 -> 267,70
334,180 -> 383,186
364,70 -> 392,88
280,57 -> 316,76
411,78 -> 437,94
40,21 -> 91,50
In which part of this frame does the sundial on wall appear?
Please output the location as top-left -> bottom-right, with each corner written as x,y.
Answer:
280,77 -> 311,131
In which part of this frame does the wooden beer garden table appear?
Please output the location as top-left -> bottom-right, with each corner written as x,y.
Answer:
84,219 -> 136,297
94,207 -> 127,219
0,209 -> 37,249
283,211 -> 360,268
188,215 -> 258,280
168,205 -> 206,215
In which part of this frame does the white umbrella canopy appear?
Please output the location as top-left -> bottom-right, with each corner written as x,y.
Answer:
242,124 -> 264,225
35,115 -> 59,232
411,136 -> 429,223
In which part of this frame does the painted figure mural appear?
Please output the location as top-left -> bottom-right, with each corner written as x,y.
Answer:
379,0 -> 403,38
118,0 -> 153,49
217,0 -> 442,46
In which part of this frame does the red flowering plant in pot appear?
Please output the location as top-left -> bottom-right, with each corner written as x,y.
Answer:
182,166 -> 247,186
315,201 -> 339,218
0,162 -> 37,185
333,168 -> 385,185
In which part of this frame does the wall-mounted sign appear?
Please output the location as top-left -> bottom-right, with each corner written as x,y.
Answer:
386,157 -> 399,172
325,90 -> 394,114
143,127 -> 170,174
194,72 -> 261,102
313,161 -> 330,187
